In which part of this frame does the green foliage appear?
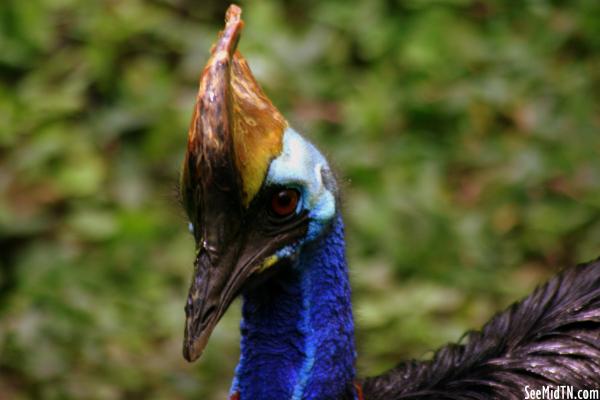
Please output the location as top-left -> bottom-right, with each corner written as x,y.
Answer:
1,0 -> 599,398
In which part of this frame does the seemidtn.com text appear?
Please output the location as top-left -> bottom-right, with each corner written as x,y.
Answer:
524,385 -> 599,400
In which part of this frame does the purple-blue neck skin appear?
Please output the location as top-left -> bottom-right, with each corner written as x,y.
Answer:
232,214 -> 356,400
230,128 -> 358,399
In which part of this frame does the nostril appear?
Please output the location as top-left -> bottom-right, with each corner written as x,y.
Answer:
201,305 -> 217,325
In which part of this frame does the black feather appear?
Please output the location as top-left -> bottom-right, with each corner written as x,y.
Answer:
360,258 -> 600,400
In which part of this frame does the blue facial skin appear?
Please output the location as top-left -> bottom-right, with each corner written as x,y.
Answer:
266,128 -> 337,261
230,128 -> 358,400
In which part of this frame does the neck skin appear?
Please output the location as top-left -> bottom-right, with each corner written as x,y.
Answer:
231,215 -> 356,400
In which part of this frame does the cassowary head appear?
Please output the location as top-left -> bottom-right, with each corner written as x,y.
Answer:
179,5 -> 338,362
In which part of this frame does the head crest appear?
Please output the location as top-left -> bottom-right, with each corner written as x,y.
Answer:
185,5 -> 287,207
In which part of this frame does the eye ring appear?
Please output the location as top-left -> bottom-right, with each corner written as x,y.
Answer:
270,188 -> 300,218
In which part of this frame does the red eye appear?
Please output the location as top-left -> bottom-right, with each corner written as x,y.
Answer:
270,189 -> 300,217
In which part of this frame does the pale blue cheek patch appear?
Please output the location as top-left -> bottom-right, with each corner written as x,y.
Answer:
266,128 -> 336,243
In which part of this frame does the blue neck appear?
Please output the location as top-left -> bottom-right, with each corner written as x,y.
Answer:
232,215 -> 356,400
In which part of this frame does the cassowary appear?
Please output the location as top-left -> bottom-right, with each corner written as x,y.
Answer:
178,5 -> 600,400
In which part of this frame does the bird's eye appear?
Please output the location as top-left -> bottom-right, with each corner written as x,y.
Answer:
270,188 -> 300,218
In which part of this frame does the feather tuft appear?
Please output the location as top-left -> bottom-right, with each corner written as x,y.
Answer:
360,258 -> 600,400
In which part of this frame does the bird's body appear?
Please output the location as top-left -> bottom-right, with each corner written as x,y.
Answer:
178,5 -> 600,399
361,258 -> 600,399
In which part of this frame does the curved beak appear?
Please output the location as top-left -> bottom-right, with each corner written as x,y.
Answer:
183,242 -> 251,362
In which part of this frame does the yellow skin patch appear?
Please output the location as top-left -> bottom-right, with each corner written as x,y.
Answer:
257,254 -> 279,273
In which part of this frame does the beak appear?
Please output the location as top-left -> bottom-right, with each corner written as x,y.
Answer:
183,241 -> 250,362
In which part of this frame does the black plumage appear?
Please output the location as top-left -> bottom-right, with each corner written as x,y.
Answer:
360,258 -> 600,399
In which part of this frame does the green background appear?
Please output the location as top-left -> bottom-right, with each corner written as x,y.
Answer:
1,0 -> 600,398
